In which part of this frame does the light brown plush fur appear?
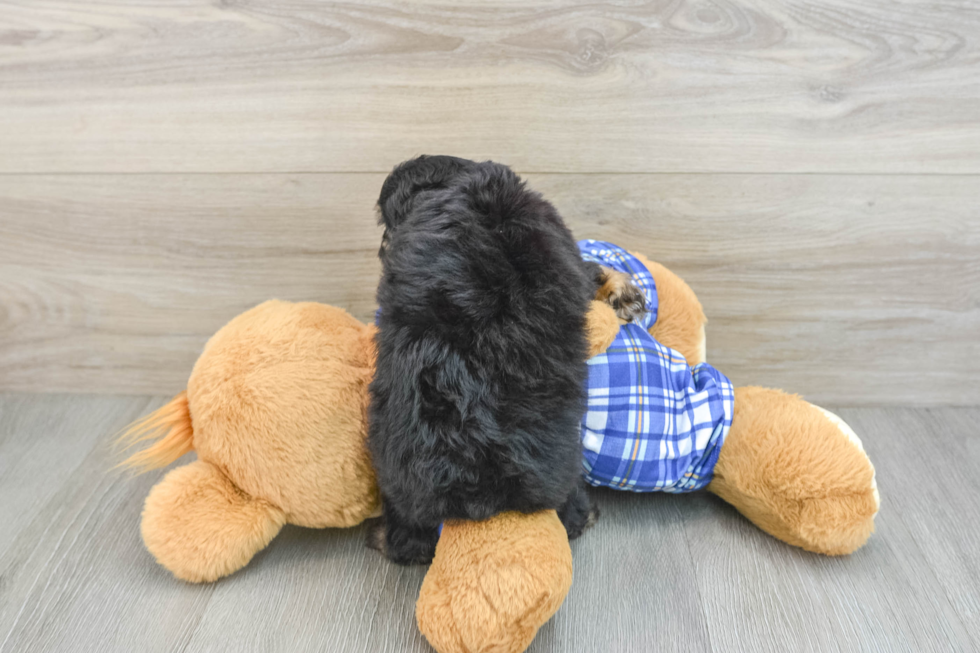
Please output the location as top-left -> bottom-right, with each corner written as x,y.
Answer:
584,300 -> 620,358
186,300 -> 379,528
119,258 -> 878,653
416,511 -> 573,653
709,387 -> 878,555
120,300 -> 381,582
142,460 -> 286,582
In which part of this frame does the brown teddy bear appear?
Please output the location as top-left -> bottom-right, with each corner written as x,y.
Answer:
119,250 -> 877,653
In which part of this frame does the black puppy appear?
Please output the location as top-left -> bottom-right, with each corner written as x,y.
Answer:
367,156 -> 641,565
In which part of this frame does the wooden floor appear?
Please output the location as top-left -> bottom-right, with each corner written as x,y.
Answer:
0,393 -> 976,653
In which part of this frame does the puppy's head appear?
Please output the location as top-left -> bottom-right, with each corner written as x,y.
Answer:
377,157 -> 587,329
377,155 -> 476,257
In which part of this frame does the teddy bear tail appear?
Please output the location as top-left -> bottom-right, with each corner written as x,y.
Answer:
115,391 -> 194,472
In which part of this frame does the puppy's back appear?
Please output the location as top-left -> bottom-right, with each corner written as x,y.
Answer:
371,161 -> 592,522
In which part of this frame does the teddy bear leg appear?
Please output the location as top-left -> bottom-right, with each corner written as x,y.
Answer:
708,387 -> 879,555
416,511 -> 573,653
629,252 -> 707,366
141,459 -> 286,582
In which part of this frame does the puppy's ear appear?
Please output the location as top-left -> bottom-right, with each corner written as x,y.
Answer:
377,155 -> 474,232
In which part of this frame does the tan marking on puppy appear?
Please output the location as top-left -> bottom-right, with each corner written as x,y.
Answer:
595,265 -> 647,324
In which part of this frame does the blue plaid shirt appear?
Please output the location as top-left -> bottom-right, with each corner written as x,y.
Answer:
579,240 -> 734,492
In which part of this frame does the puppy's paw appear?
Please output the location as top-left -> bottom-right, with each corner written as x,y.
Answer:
560,490 -> 600,541
584,504 -> 600,532
366,518 -> 437,565
567,503 -> 599,540
596,267 -> 647,323
365,519 -> 388,556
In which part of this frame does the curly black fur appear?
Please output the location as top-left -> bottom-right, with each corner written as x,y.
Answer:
368,155 -> 599,565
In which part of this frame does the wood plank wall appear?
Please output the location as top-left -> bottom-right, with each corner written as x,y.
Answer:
1,0 -> 978,404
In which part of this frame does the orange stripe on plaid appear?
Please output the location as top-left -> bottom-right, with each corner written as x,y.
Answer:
618,328 -> 645,488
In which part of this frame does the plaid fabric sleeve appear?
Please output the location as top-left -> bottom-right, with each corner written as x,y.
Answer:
577,240 -> 735,493
580,324 -> 734,492
579,239 -> 658,329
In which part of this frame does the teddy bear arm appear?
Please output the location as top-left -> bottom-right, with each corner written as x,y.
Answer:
629,252 -> 707,366
708,386 -> 879,555
416,511 -> 573,653
585,300 -> 621,357
141,459 -> 286,582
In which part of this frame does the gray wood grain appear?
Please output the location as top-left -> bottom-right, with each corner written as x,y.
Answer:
181,524 -> 431,653
0,394 -> 216,653
2,395 -> 978,652
682,407 -> 980,653
0,173 -> 384,395
2,173 -> 977,405
556,174 -> 980,407
0,394 -> 142,554
531,491 -> 711,652
838,407 -> 980,651
0,0 -> 978,173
